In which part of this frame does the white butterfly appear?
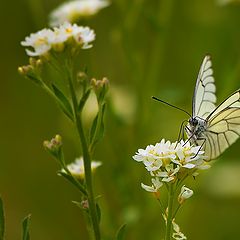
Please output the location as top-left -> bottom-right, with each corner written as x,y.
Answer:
185,55 -> 240,160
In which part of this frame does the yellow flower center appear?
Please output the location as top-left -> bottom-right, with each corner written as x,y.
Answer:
66,28 -> 73,33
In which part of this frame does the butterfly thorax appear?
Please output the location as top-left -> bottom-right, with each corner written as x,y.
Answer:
187,117 -> 207,140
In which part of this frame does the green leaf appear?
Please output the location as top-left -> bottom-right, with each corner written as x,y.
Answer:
72,200 -> 83,209
78,88 -> 91,112
115,224 -> 127,240
58,171 -> 79,188
57,171 -> 86,195
22,215 -> 31,240
52,84 -> 74,121
96,203 -> 101,224
0,197 -> 5,240
27,74 -> 43,86
89,112 -> 98,143
89,103 -> 106,148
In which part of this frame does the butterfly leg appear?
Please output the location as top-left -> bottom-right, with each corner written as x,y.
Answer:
183,125 -> 195,146
175,120 -> 188,149
191,137 -> 206,159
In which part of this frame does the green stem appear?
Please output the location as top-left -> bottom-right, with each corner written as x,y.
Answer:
67,68 -> 101,240
165,184 -> 174,240
156,198 -> 165,216
173,203 -> 181,219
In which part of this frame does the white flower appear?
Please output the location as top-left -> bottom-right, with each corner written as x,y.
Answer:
178,185 -> 193,204
132,139 -> 177,172
49,0 -> 110,27
133,139 -> 209,192
21,29 -> 54,56
172,140 -> 205,169
141,178 -> 163,192
172,219 -> 187,240
53,22 -> 95,47
21,23 -> 95,56
62,157 -> 101,178
73,26 -> 96,48
157,164 -> 180,182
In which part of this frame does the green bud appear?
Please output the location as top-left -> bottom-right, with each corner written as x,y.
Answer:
43,134 -> 62,158
91,77 -> 109,103
178,185 -> 193,204
81,199 -> 89,209
18,65 -> 33,76
77,71 -> 88,81
29,57 -> 43,68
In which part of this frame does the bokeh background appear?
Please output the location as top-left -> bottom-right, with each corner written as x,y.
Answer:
1,0 -> 240,239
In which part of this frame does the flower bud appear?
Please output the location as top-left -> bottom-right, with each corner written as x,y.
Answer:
91,77 -> 109,103
81,199 -> 89,209
77,71 -> 87,80
18,65 -> 33,76
43,134 -> 62,158
178,185 -> 193,204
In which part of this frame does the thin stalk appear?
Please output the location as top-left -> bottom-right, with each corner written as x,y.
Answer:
165,184 -> 174,240
173,204 -> 181,219
156,198 -> 165,216
67,67 -> 101,240
176,173 -> 188,190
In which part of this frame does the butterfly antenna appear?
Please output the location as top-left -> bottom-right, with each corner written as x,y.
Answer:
152,96 -> 191,117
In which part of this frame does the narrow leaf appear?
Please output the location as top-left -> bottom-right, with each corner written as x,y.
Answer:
72,200 -> 83,209
72,200 -> 89,213
90,103 -> 106,148
78,89 -> 91,112
57,171 -> 86,195
52,84 -> 74,121
96,203 -> 101,224
0,197 -> 5,240
27,74 -> 43,86
89,113 -> 98,143
22,215 -> 31,240
116,224 -> 127,240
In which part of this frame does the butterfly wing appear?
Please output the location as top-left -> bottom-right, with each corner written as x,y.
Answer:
203,90 -> 240,160
192,55 -> 217,119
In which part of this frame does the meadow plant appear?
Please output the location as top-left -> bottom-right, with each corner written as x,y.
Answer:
133,139 -> 211,240
18,21 -> 112,240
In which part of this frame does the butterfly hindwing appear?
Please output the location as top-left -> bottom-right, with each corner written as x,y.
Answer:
203,90 -> 240,159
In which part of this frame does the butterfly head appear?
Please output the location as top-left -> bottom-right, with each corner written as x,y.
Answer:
189,117 -> 198,127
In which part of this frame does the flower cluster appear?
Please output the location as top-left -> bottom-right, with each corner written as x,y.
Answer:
49,0 -> 110,27
21,22 -> 95,57
61,157 -> 102,179
133,139 -> 210,192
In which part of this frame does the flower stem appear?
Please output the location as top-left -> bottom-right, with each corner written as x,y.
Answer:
67,67 -> 101,240
165,184 -> 174,240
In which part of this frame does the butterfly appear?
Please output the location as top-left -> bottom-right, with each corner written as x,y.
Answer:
185,55 -> 240,160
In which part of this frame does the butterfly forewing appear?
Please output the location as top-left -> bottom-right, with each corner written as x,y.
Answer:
193,55 -> 217,119
187,55 -> 240,160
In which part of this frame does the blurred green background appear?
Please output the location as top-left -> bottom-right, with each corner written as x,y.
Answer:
1,0 -> 240,239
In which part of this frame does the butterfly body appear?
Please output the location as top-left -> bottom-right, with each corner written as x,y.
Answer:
187,117 -> 207,142
184,55 -> 240,160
